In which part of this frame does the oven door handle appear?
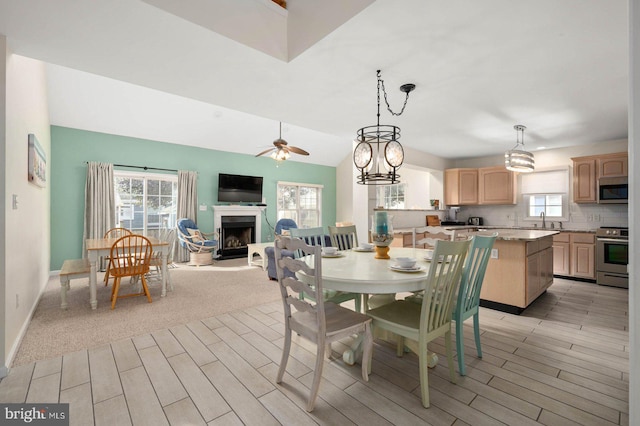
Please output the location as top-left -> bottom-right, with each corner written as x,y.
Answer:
597,238 -> 628,244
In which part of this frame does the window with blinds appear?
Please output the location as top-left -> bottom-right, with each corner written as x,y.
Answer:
521,168 -> 569,220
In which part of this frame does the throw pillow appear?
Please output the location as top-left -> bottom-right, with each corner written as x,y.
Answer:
186,228 -> 204,242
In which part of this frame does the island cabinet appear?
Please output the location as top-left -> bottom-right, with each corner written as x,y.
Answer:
478,166 -> 516,205
572,152 -> 628,203
552,232 -> 596,279
444,168 -> 478,206
480,233 -> 555,313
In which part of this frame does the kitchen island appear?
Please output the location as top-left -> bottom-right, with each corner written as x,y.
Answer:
475,229 -> 559,313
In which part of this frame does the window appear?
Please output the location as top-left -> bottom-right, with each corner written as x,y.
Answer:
377,184 -> 406,209
527,194 -> 564,218
521,168 -> 569,220
277,181 -> 322,228
115,171 -> 178,237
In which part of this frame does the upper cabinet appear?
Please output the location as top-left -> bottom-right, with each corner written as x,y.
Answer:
599,154 -> 628,178
445,166 -> 515,206
478,166 -> 516,205
444,168 -> 478,206
572,158 -> 597,203
572,152 -> 627,203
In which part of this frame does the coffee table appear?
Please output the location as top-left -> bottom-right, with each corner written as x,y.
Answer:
247,241 -> 273,270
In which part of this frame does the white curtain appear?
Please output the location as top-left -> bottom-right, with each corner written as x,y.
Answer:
177,170 -> 198,262
82,162 -> 115,256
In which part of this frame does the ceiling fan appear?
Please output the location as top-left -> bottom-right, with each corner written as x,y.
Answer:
255,122 -> 309,161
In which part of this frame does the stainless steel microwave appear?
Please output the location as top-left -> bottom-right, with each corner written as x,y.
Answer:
598,176 -> 628,204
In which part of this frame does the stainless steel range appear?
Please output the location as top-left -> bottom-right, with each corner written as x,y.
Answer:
596,227 -> 628,288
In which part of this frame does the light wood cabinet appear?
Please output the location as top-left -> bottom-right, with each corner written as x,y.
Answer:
446,166 -> 515,206
444,168 -> 478,206
478,166 -> 516,205
481,236 -> 554,310
599,153 -> 628,177
572,158 -> 597,203
572,152 -> 627,203
552,233 -> 570,275
552,232 -> 595,279
570,233 -> 596,279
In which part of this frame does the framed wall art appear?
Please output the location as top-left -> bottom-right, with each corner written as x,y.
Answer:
28,133 -> 46,188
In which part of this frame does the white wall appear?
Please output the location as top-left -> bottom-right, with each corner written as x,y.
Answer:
2,49 -> 51,374
0,36 -> 7,377
336,149 -> 368,244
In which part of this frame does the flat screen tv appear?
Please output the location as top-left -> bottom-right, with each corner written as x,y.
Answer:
218,173 -> 263,203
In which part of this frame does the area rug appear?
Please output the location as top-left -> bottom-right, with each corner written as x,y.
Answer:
12,258 -> 280,366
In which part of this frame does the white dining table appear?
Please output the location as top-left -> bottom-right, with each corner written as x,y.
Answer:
298,246 -> 439,366
85,236 -> 170,309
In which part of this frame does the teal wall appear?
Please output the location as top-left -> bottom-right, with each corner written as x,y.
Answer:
50,126 -> 337,270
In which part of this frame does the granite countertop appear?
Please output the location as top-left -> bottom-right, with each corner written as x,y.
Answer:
479,229 -> 559,241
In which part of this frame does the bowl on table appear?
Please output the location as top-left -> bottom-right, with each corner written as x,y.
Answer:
359,243 -> 374,250
394,257 -> 417,269
322,246 -> 338,256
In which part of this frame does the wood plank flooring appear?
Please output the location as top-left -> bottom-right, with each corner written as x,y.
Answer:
0,277 -> 629,425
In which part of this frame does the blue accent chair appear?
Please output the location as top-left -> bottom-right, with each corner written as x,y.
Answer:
176,218 -> 218,266
266,219 -> 299,280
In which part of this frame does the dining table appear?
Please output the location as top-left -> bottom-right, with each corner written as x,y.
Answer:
298,246 -> 440,367
85,236 -> 170,309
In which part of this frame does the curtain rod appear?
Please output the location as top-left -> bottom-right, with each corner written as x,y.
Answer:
86,162 -> 178,173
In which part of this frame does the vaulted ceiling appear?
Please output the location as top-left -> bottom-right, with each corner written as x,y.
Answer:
0,0 -> 628,166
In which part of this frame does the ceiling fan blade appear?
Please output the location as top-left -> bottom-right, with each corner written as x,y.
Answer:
288,146 -> 310,156
255,147 -> 275,157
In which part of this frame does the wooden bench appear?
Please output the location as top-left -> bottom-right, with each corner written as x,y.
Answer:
60,259 -> 91,309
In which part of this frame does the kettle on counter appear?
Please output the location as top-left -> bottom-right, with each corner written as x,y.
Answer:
468,217 -> 483,226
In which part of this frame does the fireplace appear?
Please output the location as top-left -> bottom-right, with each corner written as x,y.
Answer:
219,215 -> 256,259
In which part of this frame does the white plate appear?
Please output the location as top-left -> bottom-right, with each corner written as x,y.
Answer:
321,252 -> 344,258
353,247 -> 374,252
424,254 -> 446,263
389,265 -> 425,273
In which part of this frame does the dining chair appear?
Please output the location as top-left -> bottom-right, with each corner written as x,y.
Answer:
328,224 -> 359,250
147,228 -> 176,291
107,234 -> 153,310
366,238 -> 471,408
413,225 -> 457,248
274,236 -> 373,412
290,227 -> 362,312
103,227 -> 133,285
452,233 -> 497,375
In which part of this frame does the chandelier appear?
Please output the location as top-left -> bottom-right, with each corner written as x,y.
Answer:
353,70 -> 416,185
505,125 -> 535,173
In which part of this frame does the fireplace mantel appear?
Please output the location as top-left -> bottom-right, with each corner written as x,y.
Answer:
212,205 -> 263,243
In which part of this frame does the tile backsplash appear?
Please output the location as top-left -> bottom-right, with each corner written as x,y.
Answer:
459,203 -> 628,230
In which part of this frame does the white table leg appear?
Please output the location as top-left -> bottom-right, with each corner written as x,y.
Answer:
88,253 -> 98,310
161,247 -> 169,296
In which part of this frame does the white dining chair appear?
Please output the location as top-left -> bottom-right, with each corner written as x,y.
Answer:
274,236 -> 373,412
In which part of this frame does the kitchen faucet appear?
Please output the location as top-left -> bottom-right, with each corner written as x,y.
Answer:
540,211 -> 546,228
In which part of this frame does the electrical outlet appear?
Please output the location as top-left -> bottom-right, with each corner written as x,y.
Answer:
491,249 -> 498,259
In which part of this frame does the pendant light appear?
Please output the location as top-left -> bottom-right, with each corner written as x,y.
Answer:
505,124 -> 535,173
353,70 -> 416,185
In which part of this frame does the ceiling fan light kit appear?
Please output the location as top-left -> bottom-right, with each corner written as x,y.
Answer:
505,124 -> 535,173
255,122 -> 309,162
354,70 -> 415,185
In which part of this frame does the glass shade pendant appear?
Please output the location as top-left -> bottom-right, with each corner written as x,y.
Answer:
354,71 -> 415,185
505,125 -> 535,173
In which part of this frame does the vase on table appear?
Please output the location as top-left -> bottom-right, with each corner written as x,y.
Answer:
371,211 -> 394,259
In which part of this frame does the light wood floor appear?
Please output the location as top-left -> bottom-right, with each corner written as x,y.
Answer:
0,277 -> 629,425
